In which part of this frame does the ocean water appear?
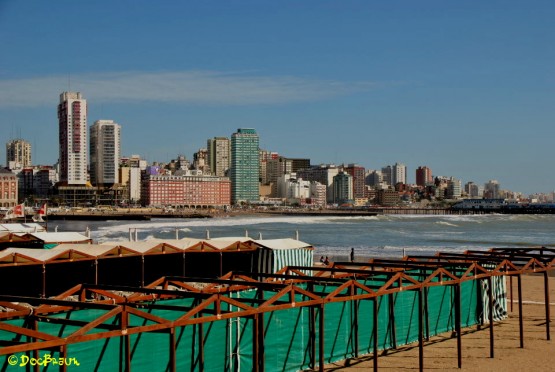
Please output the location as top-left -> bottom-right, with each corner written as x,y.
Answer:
53,214 -> 555,261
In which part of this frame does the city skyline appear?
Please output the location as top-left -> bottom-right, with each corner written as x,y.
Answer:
1,1 -> 554,195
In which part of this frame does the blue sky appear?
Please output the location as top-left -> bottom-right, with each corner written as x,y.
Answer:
1,1 -> 554,195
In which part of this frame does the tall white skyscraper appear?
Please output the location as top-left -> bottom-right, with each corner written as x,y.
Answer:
393,162 -> 407,185
58,92 -> 88,185
381,162 -> 407,187
90,120 -> 121,185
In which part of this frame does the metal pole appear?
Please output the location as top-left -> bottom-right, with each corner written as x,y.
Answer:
253,315 -> 259,372
543,271 -> 551,341
353,299 -> 359,358
424,286 -> 430,341
256,288 -> 265,371
418,289 -> 424,372
259,304 -> 265,371
373,297 -> 379,372
455,283 -> 462,368
310,304 -> 316,369
389,293 -> 397,349
95,259 -> 98,285
182,252 -> 186,277
488,276 -> 495,358
123,307 -> 131,372
60,345 -> 67,372
199,322 -> 204,372
41,264 -> 46,298
510,275 -> 514,312
141,255 -> 145,287
169,329 -> 176,372
319,304 -> 325,371
518,274 -> 524,348
219,252 -> 223,277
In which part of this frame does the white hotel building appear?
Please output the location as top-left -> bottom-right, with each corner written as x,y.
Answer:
276,174 -> 326,206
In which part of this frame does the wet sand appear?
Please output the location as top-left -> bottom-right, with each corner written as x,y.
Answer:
325,273 -> 554,371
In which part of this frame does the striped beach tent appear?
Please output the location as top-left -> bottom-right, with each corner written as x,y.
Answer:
255,238 -> 314,275
480,274 -> 508,323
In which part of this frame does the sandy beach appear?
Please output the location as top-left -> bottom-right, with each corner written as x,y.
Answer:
325,273 -> 554,371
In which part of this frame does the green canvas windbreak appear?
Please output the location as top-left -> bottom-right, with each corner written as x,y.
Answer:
263,306 -> 312,371
426,285 -> 455,335
0,277 -> 484,371
356,295 -> 395,353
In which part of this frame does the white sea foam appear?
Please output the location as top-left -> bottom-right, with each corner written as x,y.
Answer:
435,221 -> 458,227
95,215 -> 340,233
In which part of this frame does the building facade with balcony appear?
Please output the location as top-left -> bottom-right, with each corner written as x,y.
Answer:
0,168 -> 18,208
141,174 -> 231,208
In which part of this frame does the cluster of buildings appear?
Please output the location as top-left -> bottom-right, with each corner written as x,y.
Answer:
2,91 -> 544,210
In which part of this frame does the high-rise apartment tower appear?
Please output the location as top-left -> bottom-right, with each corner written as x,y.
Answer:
90,120 -> 121,186
6,139 -> 31,168
207,137 -> 230,177
230,129 -> 259,204
58,92 -> 88,185
415,166 -> 433,187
